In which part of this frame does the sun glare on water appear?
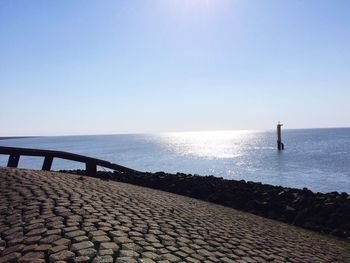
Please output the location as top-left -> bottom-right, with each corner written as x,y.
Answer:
159,130 -> 259,159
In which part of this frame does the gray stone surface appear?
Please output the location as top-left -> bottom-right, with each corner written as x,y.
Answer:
0,167 -> 349,263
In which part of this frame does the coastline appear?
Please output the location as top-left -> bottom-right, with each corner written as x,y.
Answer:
0,136 -> 34,140
61,169 -> 350,241
1,167 -> 349,262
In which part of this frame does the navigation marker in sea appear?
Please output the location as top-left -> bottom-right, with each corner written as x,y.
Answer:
277,122 -> 285,150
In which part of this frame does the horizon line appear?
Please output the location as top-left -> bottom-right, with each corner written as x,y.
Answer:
1,126 -> 350,138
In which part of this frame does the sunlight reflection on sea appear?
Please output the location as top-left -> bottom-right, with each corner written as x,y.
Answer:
1,128 -> 350,193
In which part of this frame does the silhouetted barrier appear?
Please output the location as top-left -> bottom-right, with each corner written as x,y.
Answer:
0,146 -> 139,176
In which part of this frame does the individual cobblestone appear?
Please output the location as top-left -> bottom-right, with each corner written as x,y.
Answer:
74,255 -> 90,263
77,248 -> 97,258
48,250 -> 75,262
0,167 -> 349,263
71,241 -> 94,252
92,255 -> 114,263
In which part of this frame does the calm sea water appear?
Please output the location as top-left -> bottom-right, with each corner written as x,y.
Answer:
1,128 -> 349,193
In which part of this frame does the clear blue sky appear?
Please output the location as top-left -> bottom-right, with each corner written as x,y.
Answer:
1,0 -> 349,136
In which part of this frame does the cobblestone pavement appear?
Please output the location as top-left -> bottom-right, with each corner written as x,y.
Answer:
0,168 -> 349,263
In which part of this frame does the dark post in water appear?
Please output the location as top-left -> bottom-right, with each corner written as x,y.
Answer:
277,122 -> 284,150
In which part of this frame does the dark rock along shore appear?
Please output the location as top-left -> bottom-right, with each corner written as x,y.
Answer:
60,169 -> 350,241
2,167 -> 350,263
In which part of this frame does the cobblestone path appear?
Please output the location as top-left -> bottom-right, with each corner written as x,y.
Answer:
0,168 -> 349,263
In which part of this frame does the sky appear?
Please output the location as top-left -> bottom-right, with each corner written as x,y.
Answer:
1,0 -> 350,136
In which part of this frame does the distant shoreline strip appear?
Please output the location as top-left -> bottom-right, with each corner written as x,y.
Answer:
0,136 -> 35,140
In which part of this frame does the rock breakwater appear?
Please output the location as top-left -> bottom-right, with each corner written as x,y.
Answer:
2,167 -> 350,262
61,169 -> 350,241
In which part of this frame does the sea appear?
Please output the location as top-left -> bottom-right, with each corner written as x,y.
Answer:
1,128 -> 349,193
